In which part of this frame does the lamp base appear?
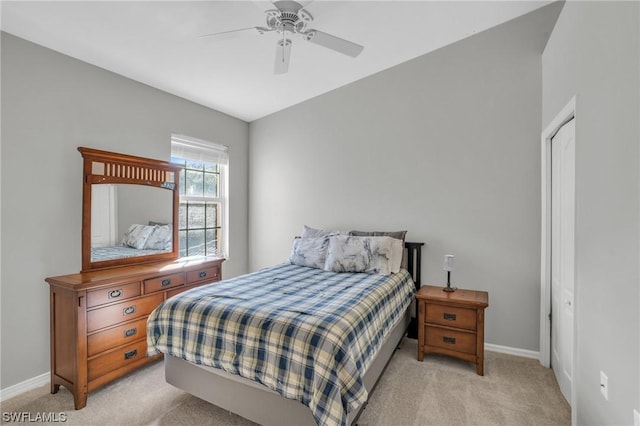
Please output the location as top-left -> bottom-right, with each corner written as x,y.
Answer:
443,271 -> 456,292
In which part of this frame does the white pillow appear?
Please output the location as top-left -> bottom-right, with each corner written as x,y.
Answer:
301,225 -> 345,239
143,224 -> 173,250
122,224 -> 155,250
289,237 -> 330,269
324,235 -> 403,275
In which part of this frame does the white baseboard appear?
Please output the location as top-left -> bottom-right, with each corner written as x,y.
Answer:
485,343 -> 541,361
0,372 -> 49,403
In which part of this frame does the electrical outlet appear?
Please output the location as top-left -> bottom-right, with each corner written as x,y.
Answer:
600,371 -> 608,400
633,409 -> 639,426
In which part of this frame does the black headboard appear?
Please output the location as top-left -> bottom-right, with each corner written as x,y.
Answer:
404,241 -> 424,339
404,242 -> 424,291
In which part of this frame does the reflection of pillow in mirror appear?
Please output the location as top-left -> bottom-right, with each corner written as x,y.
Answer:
144,225 -> 172,250
122,224 -> 155,250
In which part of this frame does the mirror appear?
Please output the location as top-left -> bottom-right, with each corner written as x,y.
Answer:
80,147 -> 180,272
90,184 -> 173,261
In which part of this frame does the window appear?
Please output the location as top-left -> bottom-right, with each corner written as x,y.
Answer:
171,135 -> 228,258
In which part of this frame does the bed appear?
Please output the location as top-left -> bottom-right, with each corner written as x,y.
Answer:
147,236 -> 423,426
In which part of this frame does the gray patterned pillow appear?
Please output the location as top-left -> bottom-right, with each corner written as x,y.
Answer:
143,225 -> 173,250
301,225 -> 346,239
289,237 -> 330,269
349,230 -> 408,269
324,235 -> 403,275
122,224 -> 155,250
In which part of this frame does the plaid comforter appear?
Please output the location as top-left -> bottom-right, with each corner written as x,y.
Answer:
147,263 -> 415,426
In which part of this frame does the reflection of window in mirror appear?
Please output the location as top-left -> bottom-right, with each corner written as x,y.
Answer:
91,184 -> 118,247
171,135 -> 228,258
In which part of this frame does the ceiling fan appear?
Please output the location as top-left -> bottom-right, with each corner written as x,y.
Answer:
200,0 -> 364,74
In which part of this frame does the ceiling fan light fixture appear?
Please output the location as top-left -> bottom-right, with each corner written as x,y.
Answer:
274,38 -> 292,74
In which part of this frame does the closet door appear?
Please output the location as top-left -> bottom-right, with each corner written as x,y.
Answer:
550,118 -> 575,404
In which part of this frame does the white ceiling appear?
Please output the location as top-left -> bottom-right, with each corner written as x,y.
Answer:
1,1 -> 550,122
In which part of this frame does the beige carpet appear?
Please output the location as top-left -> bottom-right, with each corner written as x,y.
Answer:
1,338 -> 570,425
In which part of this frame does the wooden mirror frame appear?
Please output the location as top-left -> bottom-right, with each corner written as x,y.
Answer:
79,147 -> 180,272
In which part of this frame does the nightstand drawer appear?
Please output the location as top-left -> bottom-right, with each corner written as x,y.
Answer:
426,304 -> 477,330
143,272 -> 185,293
425,326 -> 476,355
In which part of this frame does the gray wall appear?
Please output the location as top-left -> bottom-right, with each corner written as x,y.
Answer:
542,2 -> 640,424
117,185 -> 173,237
0,33 -> 250,389
249,4 -> 561,352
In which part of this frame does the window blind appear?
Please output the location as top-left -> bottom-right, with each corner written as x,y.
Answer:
171,134 -> 228,165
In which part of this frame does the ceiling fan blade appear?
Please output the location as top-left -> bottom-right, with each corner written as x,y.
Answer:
303,30 -> 364,57
199,27 -> 260,38
274,38 -> 292,74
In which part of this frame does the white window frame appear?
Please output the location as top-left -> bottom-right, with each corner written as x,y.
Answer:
171,134 -> 228,258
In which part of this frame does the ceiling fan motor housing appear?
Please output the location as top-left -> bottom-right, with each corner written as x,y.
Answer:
266,0 -> 313,34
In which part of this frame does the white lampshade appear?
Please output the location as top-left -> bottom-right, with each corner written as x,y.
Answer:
443,254 -> 455,271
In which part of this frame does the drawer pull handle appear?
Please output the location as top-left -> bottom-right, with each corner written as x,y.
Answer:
124,349 -> 137,360
443,336 -> 457,344
161,279 -> 172,287
108,289 -> 122,299
199,271 -> 207,278
123,305 -> 136,316
124,327 -> 137,338
443,313 -> 457,321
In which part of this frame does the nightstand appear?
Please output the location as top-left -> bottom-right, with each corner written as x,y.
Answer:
416,285 -> 489,375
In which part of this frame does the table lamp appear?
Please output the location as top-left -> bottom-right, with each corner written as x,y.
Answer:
443,254 -> 456,292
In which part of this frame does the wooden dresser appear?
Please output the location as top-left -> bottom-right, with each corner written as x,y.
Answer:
45,256 -> 224,409
416,285 -> 489,375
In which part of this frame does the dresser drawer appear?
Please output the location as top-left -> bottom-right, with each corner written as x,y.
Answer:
186,266 -> 220,285
87,282 -> 141,308
425,326 -> 476,355
143,272 -> 185,293
87,293 -> 164,332
165,283 -> 199,299
87,318 -> 147,357
425,303 -> 477,330
88,339 -> 148,381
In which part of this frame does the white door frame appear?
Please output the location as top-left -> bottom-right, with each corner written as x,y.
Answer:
540,96 -> 577,418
